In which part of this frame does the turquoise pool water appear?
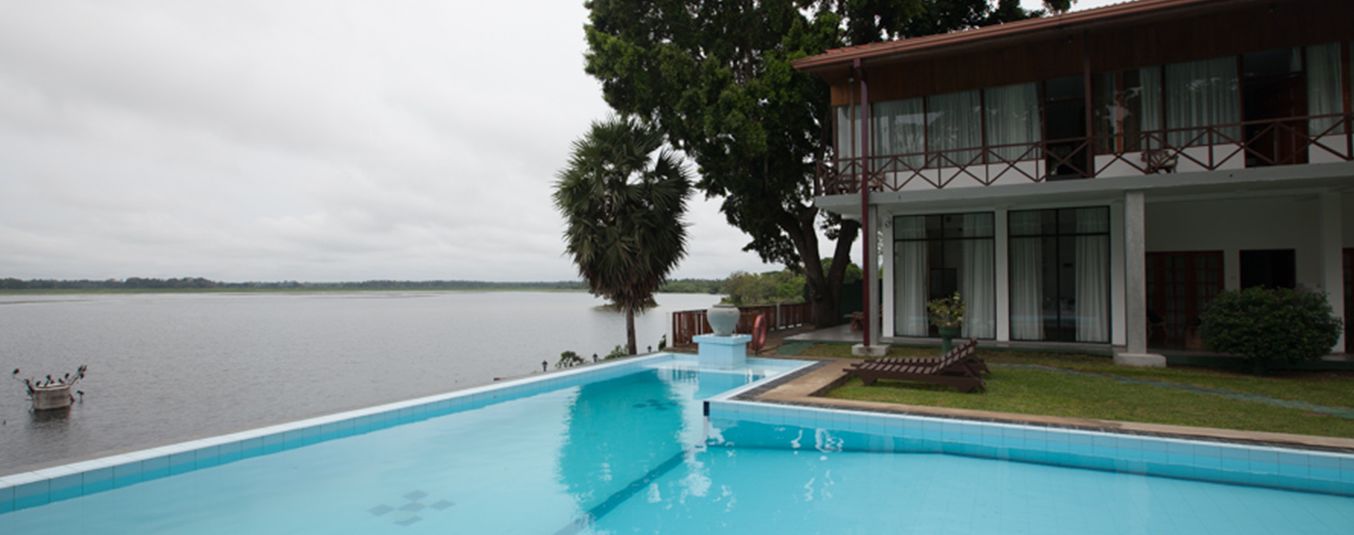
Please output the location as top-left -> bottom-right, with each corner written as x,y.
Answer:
3,355 -> 1353,534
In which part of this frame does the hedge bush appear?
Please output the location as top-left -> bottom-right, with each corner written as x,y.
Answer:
1198,287 -> 1342,373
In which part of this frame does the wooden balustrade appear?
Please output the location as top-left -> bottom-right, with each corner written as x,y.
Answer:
670,302 -> 813,346
817,113 -> 1354,194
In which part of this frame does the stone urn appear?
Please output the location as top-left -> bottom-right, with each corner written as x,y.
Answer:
706,305 -> 740,336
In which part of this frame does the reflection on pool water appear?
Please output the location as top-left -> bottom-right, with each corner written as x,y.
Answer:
2,354 -> 1352,534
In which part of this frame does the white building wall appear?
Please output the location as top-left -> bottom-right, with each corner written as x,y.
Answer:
1145,196 -> 1325,291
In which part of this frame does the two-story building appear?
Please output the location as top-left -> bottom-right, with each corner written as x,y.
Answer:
793,0 -> 1353,364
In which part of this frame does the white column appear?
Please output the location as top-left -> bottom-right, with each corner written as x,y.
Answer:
853,206 -> 887,357
1110,201 -> 1127,347
882,210 -> 896,339
1117,190 -> 1166,367
994,207 -> 1010,342
1320,191 -> 1345,352
866,205 -> 883,346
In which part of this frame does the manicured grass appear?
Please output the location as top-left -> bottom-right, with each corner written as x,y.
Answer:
796,343 -> 1354,438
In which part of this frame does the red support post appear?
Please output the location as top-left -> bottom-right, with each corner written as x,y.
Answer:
855,59 -> 871,348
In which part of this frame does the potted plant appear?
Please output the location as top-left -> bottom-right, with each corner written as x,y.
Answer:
927,292 -> 965,353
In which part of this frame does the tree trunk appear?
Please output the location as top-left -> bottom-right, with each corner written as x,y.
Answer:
625,304 -> 637,355
789,209 -> 860,328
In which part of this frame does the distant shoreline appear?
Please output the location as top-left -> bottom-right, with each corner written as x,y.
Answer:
0,287 -> 598,295
0,277 -> 724,295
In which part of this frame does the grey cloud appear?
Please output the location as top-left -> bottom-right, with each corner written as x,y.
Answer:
0,1 -> 794,282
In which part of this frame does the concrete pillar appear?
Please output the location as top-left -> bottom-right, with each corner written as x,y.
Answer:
854,205 -> 888,357
1110,201 -> 1127,347
1320,191 -> 1345,352
994,207 -> 1010,342
882,210 -> 896,339
1116,190 -> 1166,367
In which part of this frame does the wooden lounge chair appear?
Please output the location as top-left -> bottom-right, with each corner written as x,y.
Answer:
846,339 -> 986,393
893,340 -> 990,376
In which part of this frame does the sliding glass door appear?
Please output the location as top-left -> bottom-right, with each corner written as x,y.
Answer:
894,213 -> 995,339
1009,207 -> 1111,343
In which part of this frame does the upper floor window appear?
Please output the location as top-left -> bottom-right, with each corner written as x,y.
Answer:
927,90 -> 982,166
872,98 -> 925,168
985,83 -> 1041,162
834,105 -> 860,160
1094,67 -> 1162,153
1307,42 -> 1347,136
1165,57 -> 1239,147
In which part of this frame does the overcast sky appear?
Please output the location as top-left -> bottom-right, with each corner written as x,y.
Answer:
0,0 -> 1116,282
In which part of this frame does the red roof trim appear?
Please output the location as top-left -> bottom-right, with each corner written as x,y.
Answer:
792,0 -> 1248,72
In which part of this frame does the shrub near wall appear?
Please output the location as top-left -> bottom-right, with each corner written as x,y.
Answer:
1199,287 -> 1343,373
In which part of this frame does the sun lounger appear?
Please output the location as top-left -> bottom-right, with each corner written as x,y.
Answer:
846,339 -> 985,392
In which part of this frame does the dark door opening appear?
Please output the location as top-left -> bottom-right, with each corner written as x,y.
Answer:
1043,76 -> 1090,180
1242,48 -> 1308,167
1146,251 -> 1224,350
1240,249 -> 1296,289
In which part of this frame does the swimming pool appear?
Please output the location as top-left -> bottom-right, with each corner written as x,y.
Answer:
2,353 -> 1352,534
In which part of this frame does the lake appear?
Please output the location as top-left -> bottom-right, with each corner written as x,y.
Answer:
0,291 -> 720,474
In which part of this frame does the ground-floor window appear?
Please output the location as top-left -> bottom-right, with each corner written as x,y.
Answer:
894,212 -> 995,339
1009,207 -> 1110,343
1146,251 -> 1224,349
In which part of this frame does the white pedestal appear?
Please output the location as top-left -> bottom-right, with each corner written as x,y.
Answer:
852,344 -> 888,357
693,334 -> 751,368
1114,352 -> 1167,368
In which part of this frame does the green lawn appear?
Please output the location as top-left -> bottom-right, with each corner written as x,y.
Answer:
794,343 -> 1354,439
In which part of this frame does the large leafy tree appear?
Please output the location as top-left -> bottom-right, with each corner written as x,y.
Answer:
584,0 -> 1070,326
555,116 -> 692,355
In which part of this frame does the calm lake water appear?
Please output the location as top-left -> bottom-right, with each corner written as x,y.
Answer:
0,291 -> 720,474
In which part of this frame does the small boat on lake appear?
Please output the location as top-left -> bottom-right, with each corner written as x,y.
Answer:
12,365 -> 87,411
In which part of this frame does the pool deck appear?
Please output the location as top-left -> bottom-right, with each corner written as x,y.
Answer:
749,357 -> 1354,453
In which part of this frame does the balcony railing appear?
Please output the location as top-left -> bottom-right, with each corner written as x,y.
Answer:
670,303 -> 812,347
817,113 -> 1354,194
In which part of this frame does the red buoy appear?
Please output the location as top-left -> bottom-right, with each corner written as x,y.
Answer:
750,314 -> 769,354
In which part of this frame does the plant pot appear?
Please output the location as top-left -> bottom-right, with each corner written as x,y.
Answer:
707,305 -> 740,336
938,326 -> 961,353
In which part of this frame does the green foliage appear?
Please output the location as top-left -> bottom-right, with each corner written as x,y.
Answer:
583,0 -> 1049,324
927,292 -> 965,329
556,351 -> 585,369
721,270 -> 807,306
555,116 -> 691,356
1199,288 -> 1343,374
659,278 -> 724,294
657,334 -> 667,351
823,258 -> 862,285
605,345 -> 629,360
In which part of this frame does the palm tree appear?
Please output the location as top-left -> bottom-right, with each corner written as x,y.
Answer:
554,116 -> 690,355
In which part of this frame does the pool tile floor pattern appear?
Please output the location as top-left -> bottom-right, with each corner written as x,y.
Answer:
368,490 -> 455,527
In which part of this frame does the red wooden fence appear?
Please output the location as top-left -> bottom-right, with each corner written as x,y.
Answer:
671,302 -> 812,346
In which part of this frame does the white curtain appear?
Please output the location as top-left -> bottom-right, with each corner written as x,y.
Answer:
835,105 -> 858,159
873,98 -> 926,168
985,83 -> 1041,161
1073,209 -> 1109,343
1307,43 -> 1344,136
926,90 -> 982,167
894,217 -> 928,337
1165,57 -> 1239,147
1009,212 -> 1044,340
1139,66 -> 1163,149
960,214 -> 995,338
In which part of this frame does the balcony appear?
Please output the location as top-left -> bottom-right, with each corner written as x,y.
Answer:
817,113 -> 1354,195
